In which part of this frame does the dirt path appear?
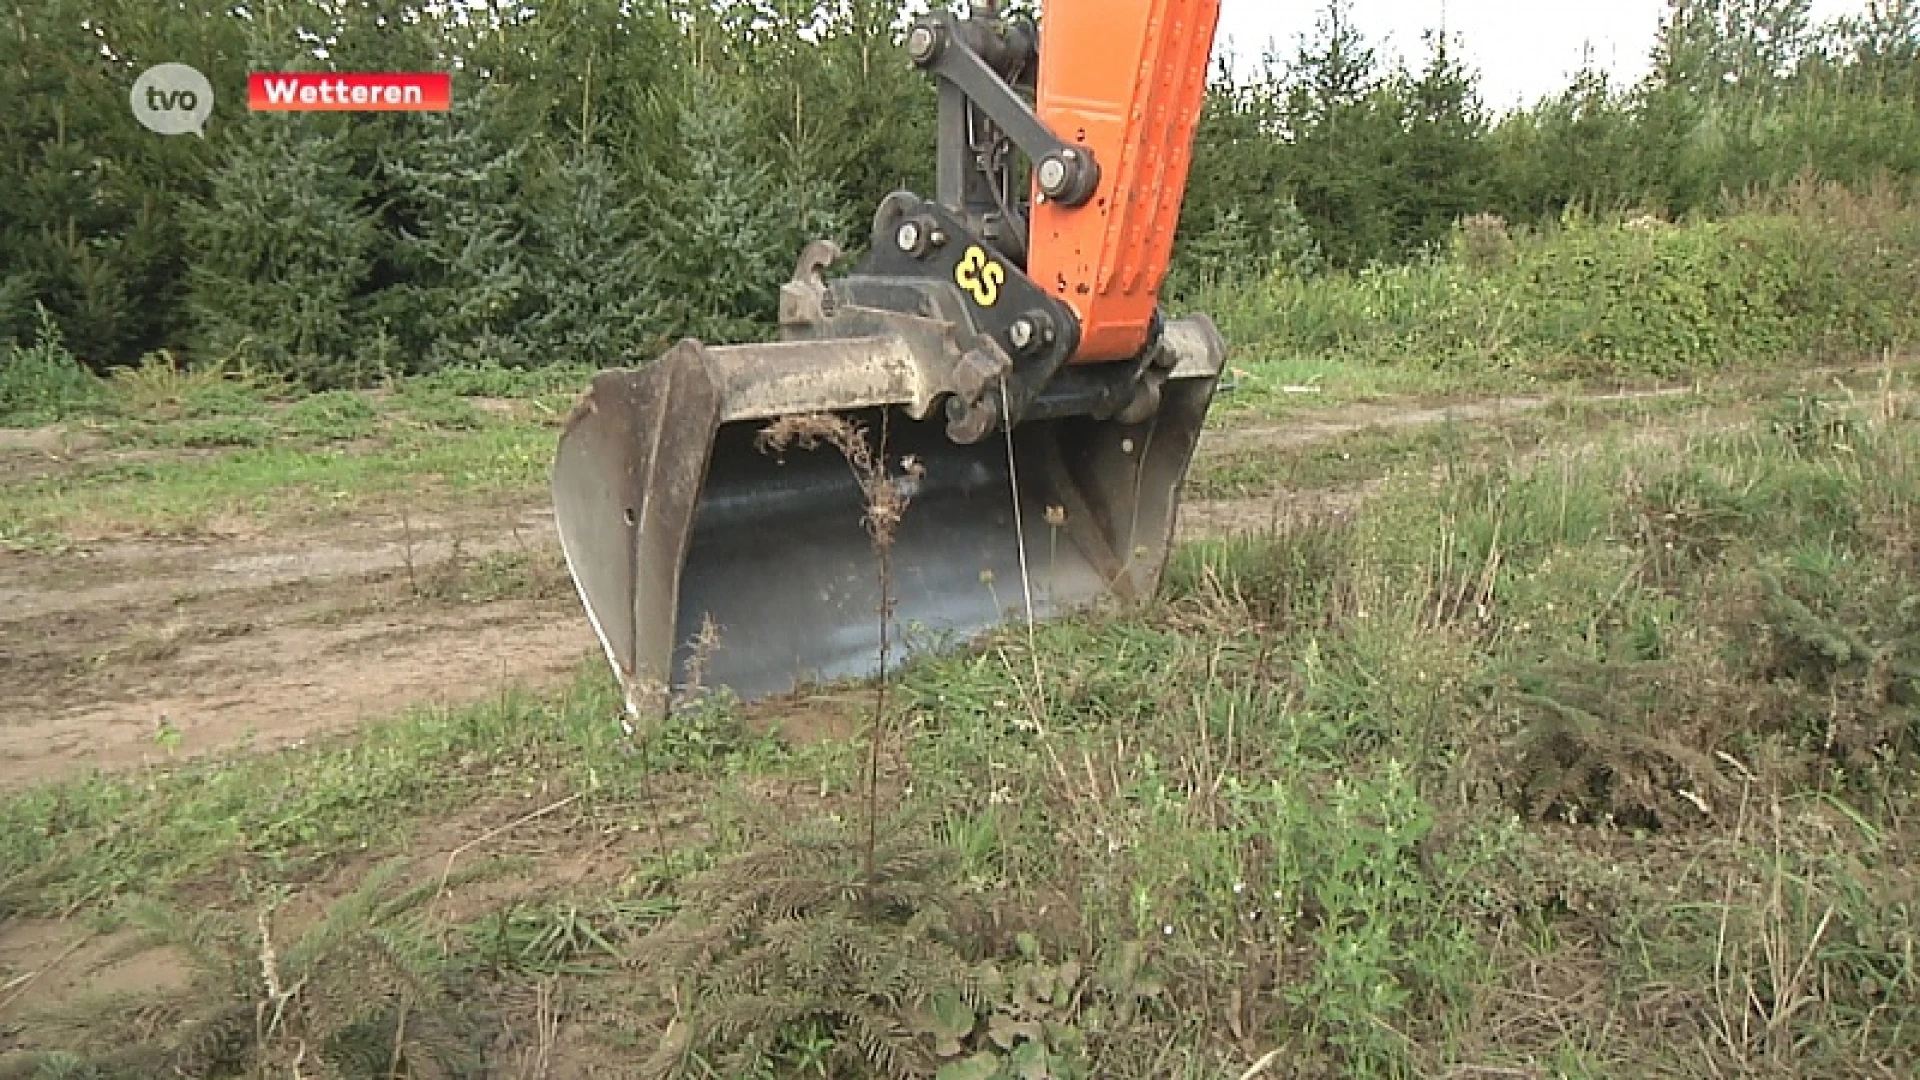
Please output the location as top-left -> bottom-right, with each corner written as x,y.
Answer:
0,503 -> 595,790
0,386 -> 1702,791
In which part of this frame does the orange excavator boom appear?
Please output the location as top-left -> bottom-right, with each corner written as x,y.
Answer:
1033,0 -> 1224,364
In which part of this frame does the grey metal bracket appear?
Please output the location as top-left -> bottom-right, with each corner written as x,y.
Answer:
908,14 -> 1102,209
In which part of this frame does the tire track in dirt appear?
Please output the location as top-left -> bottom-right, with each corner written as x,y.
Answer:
1176,387 -> 1700,541
0,386 -> 1702,791
0,503 -> 596,790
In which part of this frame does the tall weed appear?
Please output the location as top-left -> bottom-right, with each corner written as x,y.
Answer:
0,304 -> 102,426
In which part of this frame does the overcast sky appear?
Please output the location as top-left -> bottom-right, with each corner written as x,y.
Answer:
1213,0 -> 1868,113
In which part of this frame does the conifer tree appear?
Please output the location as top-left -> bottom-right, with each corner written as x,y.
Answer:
182,113 -> 381,386
380,84 -> 534,370
5,0 -> 1920,373
631,67 -> 841,344
0,0 -> 233,365
1278,0 -> 1403,267
519,138 -> 661,363
1389,29 -> 1493,257
1487,61 -> 1637,220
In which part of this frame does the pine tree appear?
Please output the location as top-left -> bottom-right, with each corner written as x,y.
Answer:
0,274 -> 35,347
1845,0 -> 1920,95
182,113 -> 381,386
1635,1 -> 1726,214
380,83 -> 534,371
1487,57 -> 1639,220
1176,57 -> 1305,290
0,0 -> 235,368
753,0 -> 936,245
1277,0 -> 1409,267
519,139 -> 662,364
632,67 -> 841,344
1389,29 -> 1493,258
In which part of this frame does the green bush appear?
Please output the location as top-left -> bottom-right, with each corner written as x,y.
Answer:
394,387 -> 488,431
1202,186 -> 1920,381
0,304 -> 102,426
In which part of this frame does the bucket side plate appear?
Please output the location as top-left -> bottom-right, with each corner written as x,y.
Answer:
551,342 -> 726,716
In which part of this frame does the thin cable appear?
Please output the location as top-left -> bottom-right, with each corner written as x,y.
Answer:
999,380 -> 1058,753
1000,379 -> 1038,632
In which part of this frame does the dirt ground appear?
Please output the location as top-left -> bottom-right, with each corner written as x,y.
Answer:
0,500 -> 595,790
0,387 -> 1693,792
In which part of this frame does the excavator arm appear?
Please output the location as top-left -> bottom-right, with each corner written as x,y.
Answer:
1033,0 -> 1222,364
551,0 -> 1227,716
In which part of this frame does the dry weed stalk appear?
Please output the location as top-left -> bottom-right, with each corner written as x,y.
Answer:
254,902 -> 311,1079
519,979 -> 562,1080
757,412 -> 924,904
1709,782 -> 1843,1072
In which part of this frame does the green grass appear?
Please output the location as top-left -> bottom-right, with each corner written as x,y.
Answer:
0,307 -> 103,427
0,663 -> 783,921
1206,352 -> 1486,417
871,382 -> 1919,1077
4,188 -> 1918,1077
0,356 -> 584,546
1,421 -> 556,542
4,382 -> 1915,1079
1192,379 -> 1748,502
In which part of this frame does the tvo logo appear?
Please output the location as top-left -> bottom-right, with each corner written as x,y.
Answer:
131,63 -> 214,136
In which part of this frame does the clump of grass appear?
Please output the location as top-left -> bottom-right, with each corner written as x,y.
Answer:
283,389 -> 379,442
458,892 -> 677,978
403,359 -> 598,399
0,304 -> 102,426
882,383 -> 1920,1076
393,385 -> 489,431
141,415 -> 276,449
103,349 -> 287,420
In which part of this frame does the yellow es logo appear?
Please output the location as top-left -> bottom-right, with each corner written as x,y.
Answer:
954,245 -> 1005,308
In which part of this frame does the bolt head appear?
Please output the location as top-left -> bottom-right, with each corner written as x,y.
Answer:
1037,157 -> 1069,194
896,221 -> 922,253
907,26 -> 938,61
1009,319 -> 1035,350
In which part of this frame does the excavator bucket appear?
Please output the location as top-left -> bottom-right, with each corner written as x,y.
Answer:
553,0 -> 1229,718
551,318 -> 1226,717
